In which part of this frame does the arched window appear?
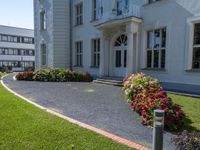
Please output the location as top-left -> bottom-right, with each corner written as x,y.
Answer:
114,34 -> 127,47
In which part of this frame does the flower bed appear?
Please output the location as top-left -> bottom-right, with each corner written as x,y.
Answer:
16,68 -> 93,82
123,73 -> 186,131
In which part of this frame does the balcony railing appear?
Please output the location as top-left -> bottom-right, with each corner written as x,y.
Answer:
94,4 -> 141,26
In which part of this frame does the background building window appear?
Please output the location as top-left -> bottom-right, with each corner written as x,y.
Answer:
92,39 -> 100,67
76,3 -> 83,25
41,44 -> 47,66
75,41 -> 83,67
193,23 -> 200,69
146,28 -> 166,69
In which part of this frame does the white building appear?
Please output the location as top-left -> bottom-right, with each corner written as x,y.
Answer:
34,0 -> 200,94
0,25 -> 35,71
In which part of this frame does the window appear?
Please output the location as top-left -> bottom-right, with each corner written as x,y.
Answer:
92,0 -> 103,21
1,35 -> 8,41
92,39 -> 100,67
76,3 -> 83,25
41,44 -> 47,66
116,0 -> 128,16
192,23 -> 200,69
75,41 -> 83,66
40,10 -> 47,30
146,28 -> 166,69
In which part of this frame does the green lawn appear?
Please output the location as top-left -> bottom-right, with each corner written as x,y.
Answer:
0,72 -> 7,79
0,84 -> 133,150
169,94 -> 200,131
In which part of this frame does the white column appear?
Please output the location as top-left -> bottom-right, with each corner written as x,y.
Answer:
100,31 -> 110,77
126,22 -> 139,76
99,32 -> 105,77
127,32 -> 134,76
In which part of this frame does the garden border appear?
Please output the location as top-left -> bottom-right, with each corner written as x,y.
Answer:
1,74 -> 150,150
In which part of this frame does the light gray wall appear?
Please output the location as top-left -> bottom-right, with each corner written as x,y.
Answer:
34,0 -> 70,70
53,0 -> 70,68
140,0 -> 200,85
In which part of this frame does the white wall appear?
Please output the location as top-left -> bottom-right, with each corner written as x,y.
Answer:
140,0 -> 200,85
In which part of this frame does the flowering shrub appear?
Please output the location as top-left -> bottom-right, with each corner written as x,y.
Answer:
173,130 -> 200,150
16,71 -> 34,81
123,73 -> 186,131
16,68 -> 93,82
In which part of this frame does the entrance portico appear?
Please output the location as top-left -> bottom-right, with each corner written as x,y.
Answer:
96,17 -> 142,78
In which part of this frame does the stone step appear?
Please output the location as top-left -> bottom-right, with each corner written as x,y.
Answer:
93,79 -> 123,87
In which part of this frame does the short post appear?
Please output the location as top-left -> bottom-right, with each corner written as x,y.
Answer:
152,109 -> 165,150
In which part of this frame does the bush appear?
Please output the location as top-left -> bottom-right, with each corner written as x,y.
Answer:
16,71 -> 34,81
16,68 -> 93,82
173,130 -> 200,150
123,73 -> 186,131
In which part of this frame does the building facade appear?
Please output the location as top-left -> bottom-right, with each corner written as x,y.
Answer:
34,0 -> 200,93
0,25 -> 35,71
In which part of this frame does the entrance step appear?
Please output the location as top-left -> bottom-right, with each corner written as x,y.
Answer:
93,77 -> 123,86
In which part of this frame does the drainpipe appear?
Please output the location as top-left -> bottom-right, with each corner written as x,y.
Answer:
69,0 -> 73,70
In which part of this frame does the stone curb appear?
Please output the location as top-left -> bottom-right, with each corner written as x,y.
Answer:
0,74 -> 151,150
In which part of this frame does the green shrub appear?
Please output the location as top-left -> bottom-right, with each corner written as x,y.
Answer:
123,73 -> 186,131
16,68 -> 93,82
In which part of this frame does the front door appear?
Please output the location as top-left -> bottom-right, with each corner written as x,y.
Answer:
114,48 -> 127,77
113,34 -> 127,77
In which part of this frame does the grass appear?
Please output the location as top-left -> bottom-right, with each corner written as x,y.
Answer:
169,93 -> 200,132
0,72 -> 7,79
0,84 -> 133,150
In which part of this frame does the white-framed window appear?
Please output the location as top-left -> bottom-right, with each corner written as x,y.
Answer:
75,41 -> 83,67
92,0 -> 103,21
146,28 -> 166,69
192,23 -> 200,69
41,44 -> 47,66
92,39 -> 100,67
116,0 -> 128,16
75,3 -> 83,26
40,10 -> 46,30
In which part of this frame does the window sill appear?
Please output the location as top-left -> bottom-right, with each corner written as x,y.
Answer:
142,68 -> 167,72
185,69 -> 200,73
90,66 -> 99,69
73,65 -> 84,68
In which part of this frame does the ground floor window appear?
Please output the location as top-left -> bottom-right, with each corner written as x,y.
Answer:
41,44 -> 47,66
92,39 -> 100,67
0,61 -> 34,68
75,41 -> 83,67
192,23 -> 200,69
146,28 -> 166,69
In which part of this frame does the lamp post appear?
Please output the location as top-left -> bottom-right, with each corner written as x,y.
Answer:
152,109 -> 165,150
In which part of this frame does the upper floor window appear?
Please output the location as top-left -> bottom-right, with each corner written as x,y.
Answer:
92,39 -> 100,67
76,3 -> 83,26
192,23 -> 200,69
0,34 -> 34,44
92,0 -> 103,21
40,10 -> 46,30
146,28 -> 166,69
148,0 -> 161,4
116,0 -> 128,16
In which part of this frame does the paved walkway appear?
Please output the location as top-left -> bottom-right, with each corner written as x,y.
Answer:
2,74 -> 175,150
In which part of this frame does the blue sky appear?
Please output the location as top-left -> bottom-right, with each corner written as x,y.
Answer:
0,0 -> 33,29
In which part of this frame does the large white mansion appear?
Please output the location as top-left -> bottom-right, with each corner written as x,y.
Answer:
34,0 -> 200,93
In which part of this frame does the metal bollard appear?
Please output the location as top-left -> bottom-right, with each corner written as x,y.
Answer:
152,109 -> 165,150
